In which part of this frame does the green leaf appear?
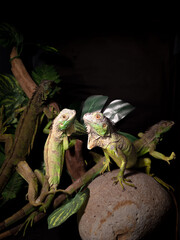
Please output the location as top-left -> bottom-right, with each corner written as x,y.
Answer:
32,64 -> 61,85
1,172 -> 25,203
47,188 -> 89,229
36,44 -> 59,54
81,95 -> 108,122
103,99 -> 135,124
0,23 -> 23,54
0,74 -> 28,125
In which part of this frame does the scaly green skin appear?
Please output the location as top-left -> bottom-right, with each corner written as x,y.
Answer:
0,117 -> 176,237
83,111 -> 137,189
21,108 -> 76,208
44,108 -> 76,191
83,112 -> 176,190
18,109 -> 76,231
0,80 -> 54,204
133,120 -> 176,164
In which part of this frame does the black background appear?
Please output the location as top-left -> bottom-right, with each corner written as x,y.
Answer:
0,6 -> 180,240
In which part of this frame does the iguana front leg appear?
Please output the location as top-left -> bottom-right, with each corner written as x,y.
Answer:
107,146 -> 135,190
100,150 -> 111,173
113,156 -> 135,190
149,149 -> 176,164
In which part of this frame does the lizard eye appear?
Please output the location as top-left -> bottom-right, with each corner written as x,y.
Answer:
102,123 -> 107,128
96,114 -> 101,119
62,114 -> 67,119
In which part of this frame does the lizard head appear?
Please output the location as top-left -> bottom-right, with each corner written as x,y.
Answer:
38,80 -> 61,102
54,108 -> 76,132
156,120 -> 175,135
33,80 -> 55,104
83,111 -> 111,137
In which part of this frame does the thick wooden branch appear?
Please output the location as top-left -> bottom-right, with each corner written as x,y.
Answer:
10,47 -> 60,117
10,47 -> 37,99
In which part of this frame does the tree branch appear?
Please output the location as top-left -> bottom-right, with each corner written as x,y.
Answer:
10,47 -> 59,117
10,47 -> 37,99
0,157 -> 105,239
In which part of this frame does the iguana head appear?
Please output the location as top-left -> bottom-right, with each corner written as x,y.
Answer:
155,120 -> 175,136
54,108 -> 76,132
142,120 -> 175,143
83,111 -> 111,137
32,80 -> 55,105
39,80 -> 56,100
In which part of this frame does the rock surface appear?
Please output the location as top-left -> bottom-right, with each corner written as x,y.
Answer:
78,169 -> 172,240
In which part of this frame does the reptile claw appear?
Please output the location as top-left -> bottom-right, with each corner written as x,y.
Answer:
170,152 -> 176,160
112,176 -> 136,190
100,160 -> 111,174
165,152 -> 176,164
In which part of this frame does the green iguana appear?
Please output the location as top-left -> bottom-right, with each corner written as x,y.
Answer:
83,111 -> 176,189
83,111 -> 137,189
133,120 -> 176,163
20,108 -> 77,232
19,108 -> 76,208
43,108 -> 76,192
0,80 -> 54,205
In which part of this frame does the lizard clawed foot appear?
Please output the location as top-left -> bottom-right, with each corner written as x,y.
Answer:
112,176 -> 136,190
168,152 -> 176,163
19,211 -> 38,236
164,152 -> 176,164
100,161 -> 111,174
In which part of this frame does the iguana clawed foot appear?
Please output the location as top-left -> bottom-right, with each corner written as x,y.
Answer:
19,211 -> 38,236
112,175 -> 136,190
100,159 -> 111,174
165,152 -> 176,164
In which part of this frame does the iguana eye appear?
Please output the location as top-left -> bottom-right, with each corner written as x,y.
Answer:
102,123 -> 107,128
62,114 -> 67,119
96,114 -> 101,119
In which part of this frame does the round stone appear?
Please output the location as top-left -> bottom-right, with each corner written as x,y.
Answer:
78,169 -> 172,240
